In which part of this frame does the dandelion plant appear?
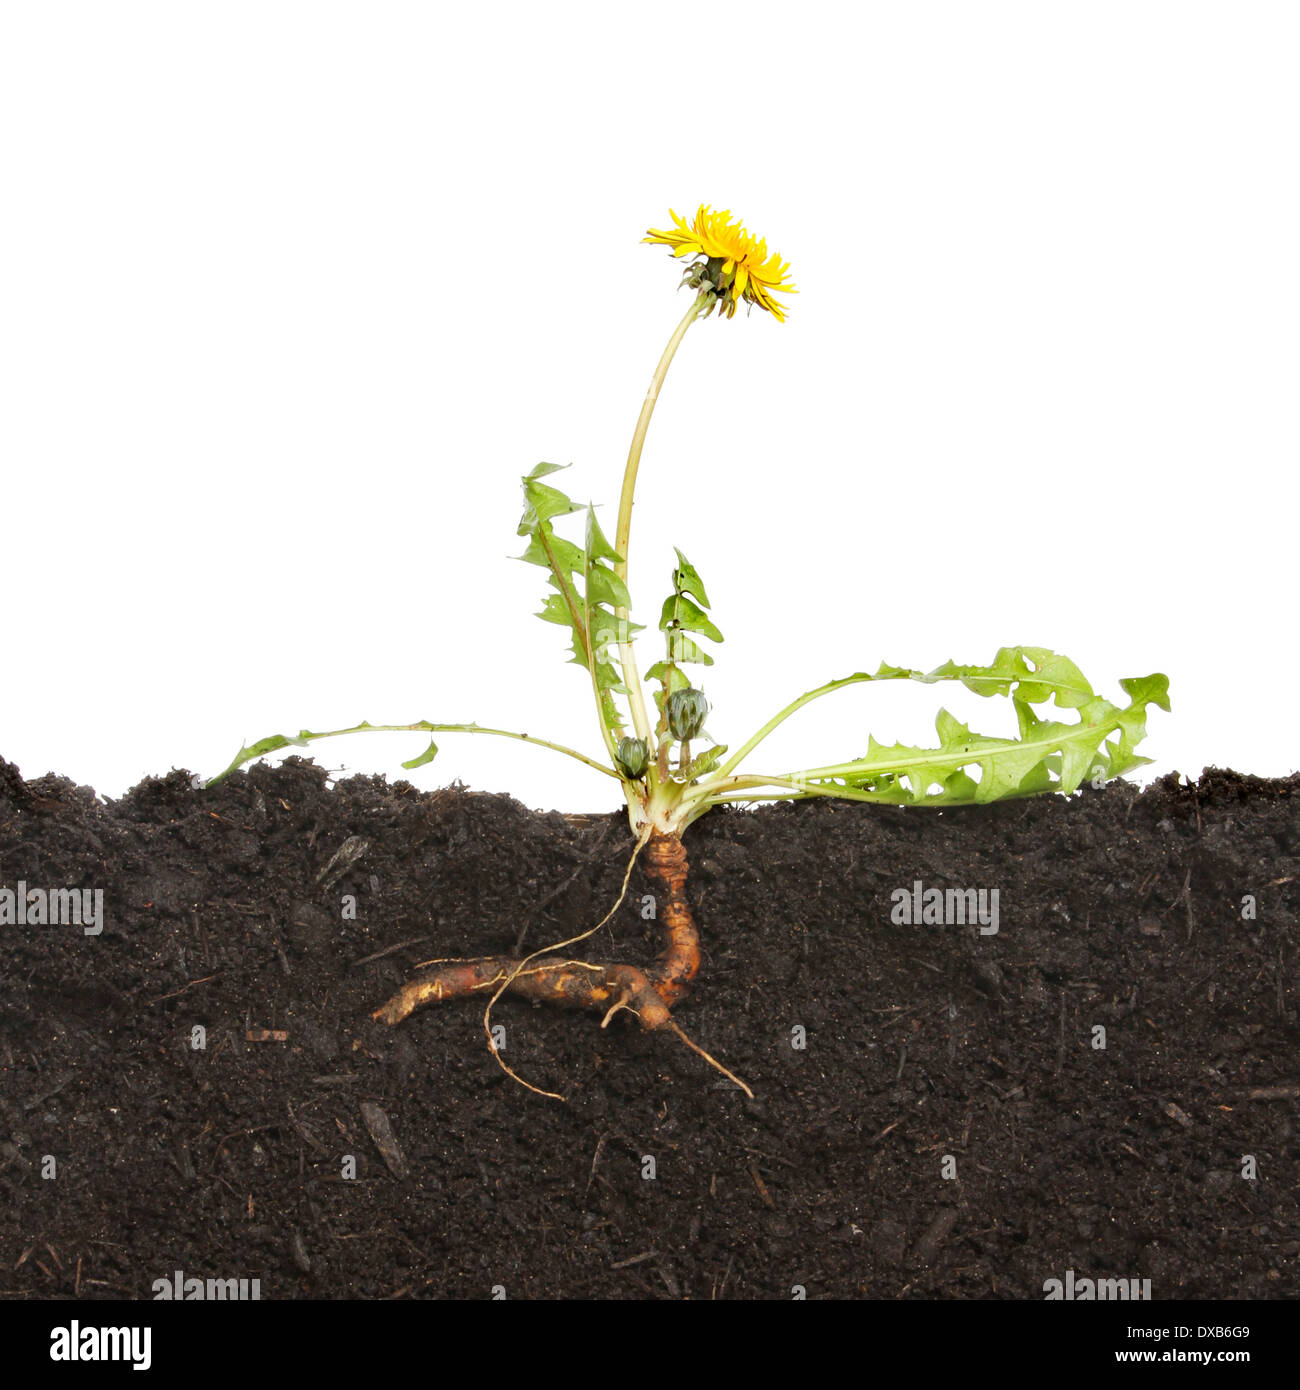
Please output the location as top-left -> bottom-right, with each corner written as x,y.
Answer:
211,204 -> 1169,1097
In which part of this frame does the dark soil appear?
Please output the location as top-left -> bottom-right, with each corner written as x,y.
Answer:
1,756 -> 1296,1300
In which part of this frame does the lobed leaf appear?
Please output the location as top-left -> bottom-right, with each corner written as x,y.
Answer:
794,670 -> 1168,804
207,719 -> 620,787
517,465 -> 583,534
719,649 -> 1170,809
658,594 -> 723,645
683,743 -> 728,781
650,550 -> 724,721
672,548 -> 712,609
514,468 -> 636,743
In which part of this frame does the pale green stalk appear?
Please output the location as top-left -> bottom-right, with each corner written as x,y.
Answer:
614,293 -> 708,751
712,673 -> 877,781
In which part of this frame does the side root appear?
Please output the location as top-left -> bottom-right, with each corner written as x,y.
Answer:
372,955 -> 671,1030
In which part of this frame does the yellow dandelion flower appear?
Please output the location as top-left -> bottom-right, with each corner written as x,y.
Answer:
644,205 -> 797,322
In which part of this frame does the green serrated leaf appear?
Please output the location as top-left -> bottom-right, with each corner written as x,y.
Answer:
535,593 -> 574,625
646,661 -> 693,711
872,661 -> 919,681
920,647 -> 1094,708
587,604 -> 643,651
759,656 -> 1170,809
665,630 -> 714,665
593,656 -> 629,695
672,548 -> 711,609
240,730 -> 313,761
585,507 -> 623,565
518,477 -> 582,535
684,743 -> 728,780
517,530 -> 584,574
516,478 -> 631,744
585,562 -> 633,612
659,594 -> 723,644
401,738 -> 439,770
1120,672 -> 1172,713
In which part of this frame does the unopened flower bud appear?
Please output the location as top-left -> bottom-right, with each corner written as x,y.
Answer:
666,687 -> 709,742
614,736 -> 650,781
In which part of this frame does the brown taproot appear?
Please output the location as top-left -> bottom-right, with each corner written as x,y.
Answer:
368,827 -> 749,1098
643,829 -> 700,1006
373,828 -> 698,1029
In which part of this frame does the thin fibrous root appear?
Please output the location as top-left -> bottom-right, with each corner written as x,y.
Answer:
666,1020 -> 754,1099
474,826 -> 652,1096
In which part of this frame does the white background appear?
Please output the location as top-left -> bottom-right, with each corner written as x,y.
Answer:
3,2 -> 1296,811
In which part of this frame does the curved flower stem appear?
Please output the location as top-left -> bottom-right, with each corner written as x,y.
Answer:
614,293 -> 708,749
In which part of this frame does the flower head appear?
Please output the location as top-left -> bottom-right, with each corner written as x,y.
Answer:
614,736 -> 650,781
644,205 -> 797,322
666,686 -> 710,741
